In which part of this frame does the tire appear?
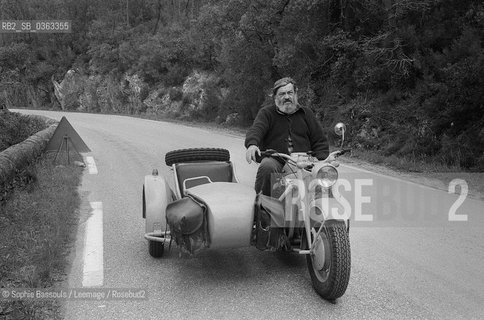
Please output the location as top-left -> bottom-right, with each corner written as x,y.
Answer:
149,240 -> 165,258
304,220 -> 351,300
165,148 -> 230,166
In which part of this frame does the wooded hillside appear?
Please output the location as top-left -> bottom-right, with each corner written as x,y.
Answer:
1,0 -> 483,169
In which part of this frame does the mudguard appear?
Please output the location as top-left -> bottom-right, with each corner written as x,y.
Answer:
143,174 -> 174,235
309,194 -> 349,223
186,182 -> 256,249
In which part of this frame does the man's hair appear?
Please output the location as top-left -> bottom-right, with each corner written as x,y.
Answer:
272,77 -> 297,97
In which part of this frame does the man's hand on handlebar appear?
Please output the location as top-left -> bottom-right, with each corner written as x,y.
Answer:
246,145 -> 261,164
326,148 -> 351,162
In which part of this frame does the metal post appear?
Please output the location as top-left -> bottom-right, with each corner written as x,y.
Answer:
68,136 -> 86,166
53,136 -> 65,163
64,135 -> 70,164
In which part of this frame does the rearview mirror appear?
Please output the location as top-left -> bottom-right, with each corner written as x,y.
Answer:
334,123 -> 346,148
334,123 -> 346,136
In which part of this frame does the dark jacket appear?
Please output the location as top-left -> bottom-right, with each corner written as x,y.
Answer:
245,105 -> 329,160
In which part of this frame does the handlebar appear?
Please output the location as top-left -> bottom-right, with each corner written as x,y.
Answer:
260,149 -> 290,159
260,148 -> 350,164
333,148 -> 351,157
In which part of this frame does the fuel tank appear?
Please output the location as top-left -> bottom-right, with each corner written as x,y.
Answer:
186,182 -> 256,249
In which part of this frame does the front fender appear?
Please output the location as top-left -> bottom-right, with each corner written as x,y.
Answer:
310,194 -> 349,223
143,174 -> 174,235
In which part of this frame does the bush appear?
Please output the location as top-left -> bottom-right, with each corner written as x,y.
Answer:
0,111 -> 48,152
168,87 -> 183,101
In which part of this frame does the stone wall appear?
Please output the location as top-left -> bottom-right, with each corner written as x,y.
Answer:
0,117 -> 58,198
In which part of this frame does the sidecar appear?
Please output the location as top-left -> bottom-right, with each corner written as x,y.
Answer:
143,124 -> 351,301
142,148 -> 257,257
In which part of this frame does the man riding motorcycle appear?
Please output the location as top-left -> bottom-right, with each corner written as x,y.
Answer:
244,77 -> 330,196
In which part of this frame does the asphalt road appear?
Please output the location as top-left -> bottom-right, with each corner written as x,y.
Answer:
15,110 -> 484,320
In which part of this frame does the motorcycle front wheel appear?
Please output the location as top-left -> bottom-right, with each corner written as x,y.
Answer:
304,220 -> 351,300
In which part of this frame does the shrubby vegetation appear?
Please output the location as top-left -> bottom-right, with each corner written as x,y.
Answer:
1,0 -> 483,170
0,110 -> 47,152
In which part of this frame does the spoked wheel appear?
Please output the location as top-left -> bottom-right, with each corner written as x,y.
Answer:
304,220 -> 351,300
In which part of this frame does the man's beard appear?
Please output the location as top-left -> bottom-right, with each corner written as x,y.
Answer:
277,99 -> 297,114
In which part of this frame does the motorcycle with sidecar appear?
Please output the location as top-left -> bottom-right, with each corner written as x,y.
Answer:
142,123 -> 351,300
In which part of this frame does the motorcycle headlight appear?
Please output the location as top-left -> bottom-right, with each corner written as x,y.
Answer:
314,164 -> 338,188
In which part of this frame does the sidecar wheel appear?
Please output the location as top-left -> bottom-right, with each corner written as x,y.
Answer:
149,240 -> 165,258
305,220 -> 350,300
165,148 -> 230,166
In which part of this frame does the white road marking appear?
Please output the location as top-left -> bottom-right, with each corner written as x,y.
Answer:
85,156 -> 98,174
82,202 -> 103,287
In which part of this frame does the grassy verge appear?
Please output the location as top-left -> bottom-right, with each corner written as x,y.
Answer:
347,149 -> 464,173
0,153 -> 83,319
